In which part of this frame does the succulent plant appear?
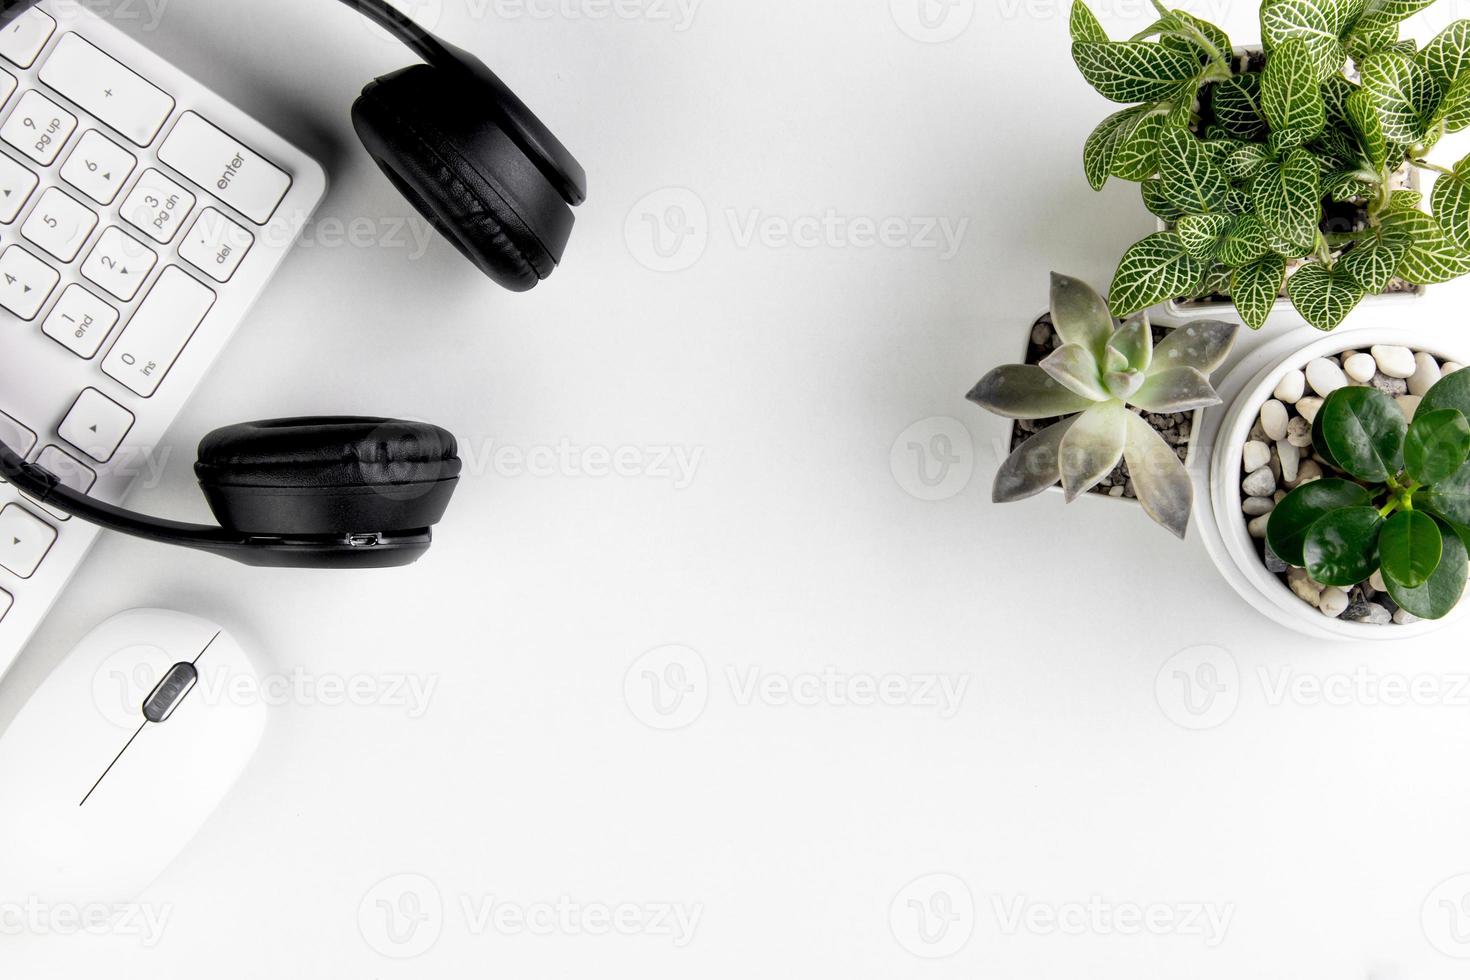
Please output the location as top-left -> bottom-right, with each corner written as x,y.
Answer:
1267,369 -> 1470,620
968,274 -> 1239,538
1071,0 -> 1470,331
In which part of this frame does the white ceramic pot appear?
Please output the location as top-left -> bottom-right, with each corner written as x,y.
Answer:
1194,329 -> 1470,640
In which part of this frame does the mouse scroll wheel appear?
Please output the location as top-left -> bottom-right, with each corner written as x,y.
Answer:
142,662 -> 199,723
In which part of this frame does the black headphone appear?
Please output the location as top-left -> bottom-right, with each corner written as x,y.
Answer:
0,0 -> 589,568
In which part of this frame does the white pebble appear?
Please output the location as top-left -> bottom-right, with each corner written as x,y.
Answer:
1409,352 -> 1443,396
1248,513 -> 1271,538
1370,569 -> 1387,592
1394,608 -> 1421,626
1444,361 -> 1464,375
1243,466 -> 1277,497
1277,440 -> 1301,483
1306,358 -> 1348,396
1344,352 -> 1377,383
1397,395 -> 1421,422
1286,416 -> 1312,447
1243,496 -> 1275,516
1297,396 -> 1323,424
1291,459 -> 1323,487
1274,370 -> 1306,403
1372,345 -> 1416,379
1288,567 -> 1324,606
1260,400 -> 1289,441
1319,587 -> 1350,618
1243,440 -> 1271,472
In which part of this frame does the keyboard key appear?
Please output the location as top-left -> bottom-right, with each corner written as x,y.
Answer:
22,186 -> 98,261
159,111 -> 290,224
180,206 -> 253,282
0,244 -> 58,319
61,129 -> 135,205
0,504 -> 56,579
0,588 -> 10,622
59,387 -> 134,463
82,226 -> 155,301
0,151 -> 38,221
31,445 -> 95,521
0,409 -> 37,484
0,8 -> 55,69
102,267 -> 215,397
0,68 -> 15,108
39,33 -> 175,146
2,89 -> 76,166
42,284 -> 118,359
121,167 -> 194,243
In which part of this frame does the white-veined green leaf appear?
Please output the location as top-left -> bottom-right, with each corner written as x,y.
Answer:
1224,143 -> 1271,180
1141,178 -> 1185,220
1112,109 -> 1168,180
1361,50 -> 1442,142
1177,213 -> 1233,259
1211,73 -> 1269,138
1084,106 -> 1148,190
1346,86 -> 1389,168
1263,37 -> 1328,139
1322,74 -> 1358,124
1287,262 -> 1366,330
1232,254 -> 1289,329
1069,1 -> 1108,44
1253,147 -> 1323,249
1354,0 -> 1438,31
1382,205 -> 1470,282
1073,41 -> 1203,104
1217,214 -> 1273,266
1262,0 -> 1354,80
1109,232 -> 1207,316
1340,233 -> 1408,291
1431,156 -> 1470,252
1157,126 -> 1231,213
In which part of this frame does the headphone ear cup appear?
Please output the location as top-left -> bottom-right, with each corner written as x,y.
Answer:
194,418 -> 461,537
351,64 -> 576,292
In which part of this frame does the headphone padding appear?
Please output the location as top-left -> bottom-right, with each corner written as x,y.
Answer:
351,65 -> 575,292
195,418 -> 461,536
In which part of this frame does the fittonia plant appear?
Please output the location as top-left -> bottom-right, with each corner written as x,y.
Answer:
1072,0 -> 1470,331
967,274 -> 1239,538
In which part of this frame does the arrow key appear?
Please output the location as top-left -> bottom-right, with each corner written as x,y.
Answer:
58,387 -> 134,464
0,244 -> 58,320
0,152 -> 38,223
0,503 -> 56,579
61,129 -> 136,206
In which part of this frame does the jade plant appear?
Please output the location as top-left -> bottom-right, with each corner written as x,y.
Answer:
1072,0 -> 1470,331
1267,370 -> 1470,619
967,274 -> 1239,538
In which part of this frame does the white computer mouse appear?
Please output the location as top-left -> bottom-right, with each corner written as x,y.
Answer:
0,609 -> 266,906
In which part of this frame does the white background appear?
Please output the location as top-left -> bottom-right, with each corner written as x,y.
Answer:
5,0 -> 1470,975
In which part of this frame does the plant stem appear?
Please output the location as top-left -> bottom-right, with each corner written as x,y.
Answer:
1411,158 -> 1454,177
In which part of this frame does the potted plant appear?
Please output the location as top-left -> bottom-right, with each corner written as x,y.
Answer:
1070,0 -> 1470,331
967,274 -> 1239,538
1194,330 -> 1470,638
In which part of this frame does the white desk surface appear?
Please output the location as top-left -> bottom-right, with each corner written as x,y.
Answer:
5,1 -> 1470,975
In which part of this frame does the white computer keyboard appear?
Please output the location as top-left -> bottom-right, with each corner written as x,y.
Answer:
0,0 -> 326,674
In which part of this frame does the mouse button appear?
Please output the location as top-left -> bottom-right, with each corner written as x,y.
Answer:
141,662 -> 198,723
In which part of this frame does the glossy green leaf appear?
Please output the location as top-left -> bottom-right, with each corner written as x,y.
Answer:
1108,232 -> 1206,317
1384,517 -> 1469,619
1379,509 -> 1443,588
1319,385 -> 1408,482
1287,262 -> 1366,331
1405,408 -> 1470,485
1419,460 -> 1470,532
1304,506 -> 1384,586
1231,254 -> 1288,329
1268,478 -> 1373,566
1073,40 -> 1202,104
